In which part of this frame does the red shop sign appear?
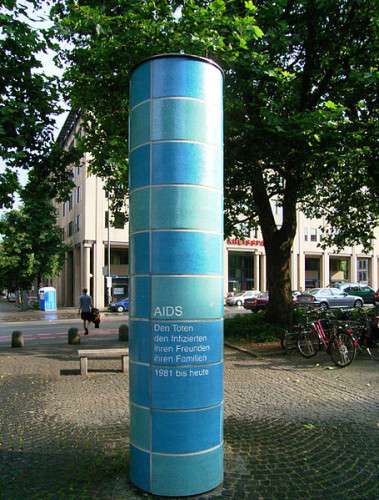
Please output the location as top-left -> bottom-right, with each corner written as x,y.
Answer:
227,238 -> 264,247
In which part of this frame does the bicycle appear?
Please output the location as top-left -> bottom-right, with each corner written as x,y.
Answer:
343,318 -> 379,361
297,315 -> 357,367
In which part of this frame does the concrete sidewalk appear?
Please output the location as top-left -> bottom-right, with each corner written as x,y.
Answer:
0,335 -> 378,499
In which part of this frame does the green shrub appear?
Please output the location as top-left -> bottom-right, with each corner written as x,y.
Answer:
292,305 -> 371,327
224,311 -> 286,343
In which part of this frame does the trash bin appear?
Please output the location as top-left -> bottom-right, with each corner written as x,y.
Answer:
39,287 -> 57,311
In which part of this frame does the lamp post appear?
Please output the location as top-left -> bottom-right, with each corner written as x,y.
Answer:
107,194 -> 112,305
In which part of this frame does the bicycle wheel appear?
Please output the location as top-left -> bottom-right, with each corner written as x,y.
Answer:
368,337 -> 379,361
330,333 -> 357,367
297,327 -> 319,358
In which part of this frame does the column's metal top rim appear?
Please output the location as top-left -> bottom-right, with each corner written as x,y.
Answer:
131,53 -> 224,76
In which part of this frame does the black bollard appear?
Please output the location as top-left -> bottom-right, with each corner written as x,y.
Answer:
118,324 -> 129,342
11,331 -> 24,348
68,327 -> 80,345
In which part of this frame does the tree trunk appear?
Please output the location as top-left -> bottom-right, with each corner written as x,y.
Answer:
250,166 -> 298,327
20,289 -> 30,311
265,238 -> 293,326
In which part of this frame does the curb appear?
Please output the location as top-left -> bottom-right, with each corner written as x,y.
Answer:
224,341 -> 287,358
224,341 -> 259,358
0,314 -> 127,327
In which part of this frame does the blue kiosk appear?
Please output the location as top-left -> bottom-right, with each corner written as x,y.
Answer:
38,286 -> 57,312
129,54 -> 224,496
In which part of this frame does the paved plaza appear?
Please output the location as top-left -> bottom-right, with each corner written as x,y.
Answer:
0,333 -> 378,499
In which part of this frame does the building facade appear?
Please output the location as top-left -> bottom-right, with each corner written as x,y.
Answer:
54,113 -> 379,308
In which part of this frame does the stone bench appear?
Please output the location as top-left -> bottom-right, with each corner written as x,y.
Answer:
78,348 -> 129,376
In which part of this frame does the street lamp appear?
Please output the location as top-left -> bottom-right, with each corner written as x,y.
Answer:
107,194 -> 112,305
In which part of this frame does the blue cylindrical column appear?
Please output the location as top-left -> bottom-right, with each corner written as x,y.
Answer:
129,54 -> 223,497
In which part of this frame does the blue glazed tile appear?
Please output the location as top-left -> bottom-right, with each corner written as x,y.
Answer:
129,319 -> 151,364
151,444 -> 223,496
152,99 -> 222,146
151,231 -> 222,275
151,362 -> 223,410
130,62 -> 151,108
129,188 -> 149,233
130,232 -> 149,274
151,276 -> 224,320
151,57 -> 222,106
151,319 -> 223,365
152,142 -> 222,188
129,361 -> 150,407
129,444 -> 151,492
129,276 -> 150,318
130,404 -> 151,451
129,145 -> 150,189
151,186 -> 223,232
130,102 -> 150,150
152,405 -> 223,453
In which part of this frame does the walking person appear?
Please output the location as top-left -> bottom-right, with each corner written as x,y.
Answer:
79,288 -> 92,335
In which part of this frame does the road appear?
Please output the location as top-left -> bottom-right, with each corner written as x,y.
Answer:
0,304 -> 250,345
0,316 -> 128,344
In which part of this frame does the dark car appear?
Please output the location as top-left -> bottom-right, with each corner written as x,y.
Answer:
244,291 -> 301,312
108,297 -> 129,312
244,292 -> 269,311
334,283 -> 375,304
296,288 -> 363,310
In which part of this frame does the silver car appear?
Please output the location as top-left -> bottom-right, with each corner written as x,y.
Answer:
297,287 -> 364,310
226,290 -> 261,306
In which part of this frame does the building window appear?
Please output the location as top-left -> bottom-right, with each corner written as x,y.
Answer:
76,186 -> 80,203
75,215 -> 80,233
357,258 -> 368,283
68,194 -> 73,211
228,251 -> 254,292
105,210 -> 109,228
62,202 -> 66,217
253,227 -> 258,238
61,227 -> 65,240
310,228 -> 317,242
68,221 -> 73,236
76,165 -> 80,176
358,258 -> 368,270
304,227 -> 308,242
105,249 -> 129,266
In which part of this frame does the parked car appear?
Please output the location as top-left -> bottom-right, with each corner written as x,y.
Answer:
108,297 -> 129,312
292,290 -> 302,302
226,290 -> 261,306
296,288 -> 364,309
333,282 -> 375,304
244,291 -> 300,311
6,292 -> 16,303
243,292 -> 269,311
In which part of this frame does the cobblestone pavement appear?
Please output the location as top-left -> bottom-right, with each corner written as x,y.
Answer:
0,337 -> 378,500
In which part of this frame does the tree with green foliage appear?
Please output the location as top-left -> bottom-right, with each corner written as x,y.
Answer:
0,176 -> 68,296
0,0 -> 78,207
52,0 -> 379,324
